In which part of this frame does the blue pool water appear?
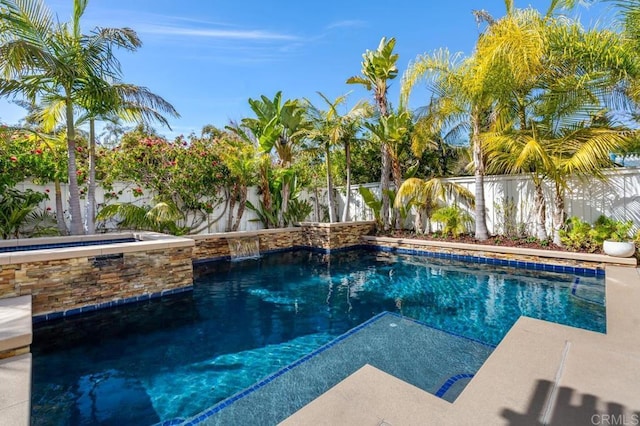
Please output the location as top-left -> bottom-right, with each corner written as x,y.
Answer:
31,249 -> 605,425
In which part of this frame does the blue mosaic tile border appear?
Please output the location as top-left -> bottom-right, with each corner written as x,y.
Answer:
435,373 -> 475,398
184,311 -> 392,425
184,311 -> 495,425
570,277 -> 605,306
0,238 -> 137,253
32,285 -> 193,324
367,245 -> 606,277
193,242 -> 606,278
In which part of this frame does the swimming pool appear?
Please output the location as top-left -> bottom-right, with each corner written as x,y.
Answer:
31,249 -> 605,425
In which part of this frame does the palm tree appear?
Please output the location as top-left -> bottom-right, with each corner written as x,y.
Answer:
395,177 -> 474,234
347,37 -> 399,230
99,116 -> 127,147
10,102 -> 70,235
96,199 -> 185,234
479,7 -> 638,242
0,0 -> 141,234
364,110 -> 411,229
217,138 -> 258,231
75,80 -> 179,234
304,92 -> 371,223
237,92 -> 309,227
402,49 -> 494,240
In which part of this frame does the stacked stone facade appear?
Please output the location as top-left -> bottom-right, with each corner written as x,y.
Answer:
299,222 -> 376,250
0,244 -> 193,316
191,222 -> 375,261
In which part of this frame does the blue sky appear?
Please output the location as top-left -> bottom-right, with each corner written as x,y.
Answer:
0,0 -> 613,138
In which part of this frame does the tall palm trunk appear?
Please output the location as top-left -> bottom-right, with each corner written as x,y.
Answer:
65,97 -> 84,235
313,181 -> 321,222
472,110 -> 489,240
325,141 -> 336,223
552,180 -> 565,246
377,94 -> 391,231
85,118 -> 97,234
258,158 -> 273,228
414,208 -> 424,234
533,177 -> 547,240
342,139 -> 351,222
380,144 -> 392,230
391,149 -> 403,229
54,179 -> 68,235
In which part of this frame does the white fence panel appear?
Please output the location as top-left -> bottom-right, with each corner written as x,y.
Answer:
10,167 -> 640,236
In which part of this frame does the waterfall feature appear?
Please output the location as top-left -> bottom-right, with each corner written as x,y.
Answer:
227,236 -> 261,261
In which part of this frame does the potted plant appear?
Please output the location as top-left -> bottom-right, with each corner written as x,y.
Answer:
600,218 -> 635,258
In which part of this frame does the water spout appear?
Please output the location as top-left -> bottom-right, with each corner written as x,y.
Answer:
227,236 -> 261,261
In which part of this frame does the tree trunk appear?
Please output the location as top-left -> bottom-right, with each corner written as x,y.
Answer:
472,110 -> 489,240
65,97 -> 84,235
259,159 -> 272,228
552,180 -> 565,246
380,143 -> 391,230
280,180 -> 290,227
391,149 -> 402,230
232,186 -> 247,231
313,181 -> 320,222
414,208 -> 423,234
342,139 -> 351,222
325,141 -> 336,223
377,92 -> 391,231
85,119 -> 97,234
54,179 -> 68,236
226,185 -> 236,232
533,178 -> 547,241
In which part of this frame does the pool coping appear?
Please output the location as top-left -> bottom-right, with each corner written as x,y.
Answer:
363,235 -> 638,266
0,232 -> 194,265
284,266 -> 640,425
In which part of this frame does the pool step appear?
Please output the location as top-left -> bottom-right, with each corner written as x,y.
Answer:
0,353 -> 31,426
0,295 -> 32,359
0,296 -> 32,426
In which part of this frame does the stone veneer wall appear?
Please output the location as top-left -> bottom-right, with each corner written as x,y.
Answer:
191,228 -> 306,261
0,241 -> 194,317
298,222 -> 376,250
191,222 -> 376,262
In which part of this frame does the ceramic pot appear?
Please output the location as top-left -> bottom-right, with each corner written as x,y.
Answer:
603,240 -> 636,258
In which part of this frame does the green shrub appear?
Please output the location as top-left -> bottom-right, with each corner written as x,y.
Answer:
592,216 -> 633,242
559,217 -> 596,251
559,216 -> 633,252
431,206 -> 472,238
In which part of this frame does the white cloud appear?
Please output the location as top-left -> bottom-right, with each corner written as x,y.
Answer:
326,20 -> 367,30
138,24 -> 298,41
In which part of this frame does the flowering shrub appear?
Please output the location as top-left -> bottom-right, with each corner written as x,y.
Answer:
99,127 -> 232,232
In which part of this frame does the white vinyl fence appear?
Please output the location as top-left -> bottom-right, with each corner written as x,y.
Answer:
11,166 -> 640,235
12,180 -> 323,234
330,167 -> 640,235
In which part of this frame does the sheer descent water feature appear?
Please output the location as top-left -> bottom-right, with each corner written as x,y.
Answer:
227,236 -> 261,261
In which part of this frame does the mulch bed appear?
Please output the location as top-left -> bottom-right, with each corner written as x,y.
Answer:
381,230 -> 603,254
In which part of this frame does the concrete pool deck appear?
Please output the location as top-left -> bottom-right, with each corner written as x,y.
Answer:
283,266 -> 640,425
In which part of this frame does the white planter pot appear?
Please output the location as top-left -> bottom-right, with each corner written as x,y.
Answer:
603,240 -> 636,258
